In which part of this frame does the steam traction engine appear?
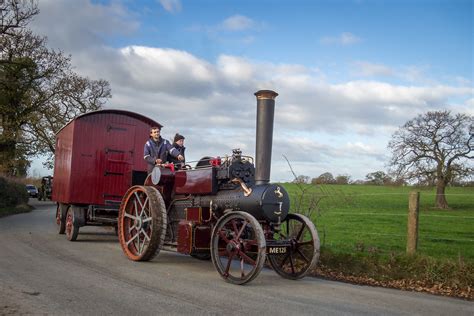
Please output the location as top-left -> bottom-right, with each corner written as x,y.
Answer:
117,90 -> 320,284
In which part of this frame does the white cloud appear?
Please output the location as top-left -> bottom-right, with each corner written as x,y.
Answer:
352,61 -> 394,77
27,1 -> 473,181
189,14 -> 262,35
462,98 -> 474,115
65,46 -> 474,179
399,65 -> 434,84
31,0 -> 139,52
329,81 -> 470,107
346,142 -> 374,154
217,55 -> 255,82
117,46 -> 216,96
454,76 -> 472,86
222,15 -> 255,31
321,32 -> 361,45
158,0 -> 182,13
87,47 -> 470,136
351,62 -> 439,85
343,142 -> 386,162
185,14 -> 263,47
241,36 -> 256,44
466,98 -> 474,107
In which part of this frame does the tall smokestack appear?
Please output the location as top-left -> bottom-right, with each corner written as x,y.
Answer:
254,90 -> 278,185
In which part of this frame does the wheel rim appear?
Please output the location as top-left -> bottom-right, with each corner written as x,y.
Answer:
268,213 -> 319,279
122,188 -> 153,257
211,212 -> 265,285
65,208 -> 73,238
118,186 -> 167,261
56,206 -> 61,226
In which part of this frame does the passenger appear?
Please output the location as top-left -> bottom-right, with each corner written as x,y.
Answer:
144,126 -> 184,174
168,133 -> 186,169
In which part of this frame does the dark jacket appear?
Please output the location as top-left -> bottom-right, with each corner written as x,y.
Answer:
143,137 -> 180,173
168,143 -> 186,168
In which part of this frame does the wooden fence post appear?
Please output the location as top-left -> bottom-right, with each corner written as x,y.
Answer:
406,191 -> 420,254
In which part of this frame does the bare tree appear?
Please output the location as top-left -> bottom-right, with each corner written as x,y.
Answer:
0,29 -> 70,175
21,74 -> 111,167
0,0 -> 38,36
0,2 -> 111,175
388,111 -> 473,209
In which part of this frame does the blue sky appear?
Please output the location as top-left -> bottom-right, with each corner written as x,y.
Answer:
110,0 -> 472,80
29,0 -> 473,181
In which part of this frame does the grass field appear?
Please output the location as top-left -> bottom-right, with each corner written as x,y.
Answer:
281,183 -> 474,261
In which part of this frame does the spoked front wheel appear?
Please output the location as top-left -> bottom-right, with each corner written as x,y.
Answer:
211,211 -> 266,285
268,213 -> 320,280
118,186 -> 167,261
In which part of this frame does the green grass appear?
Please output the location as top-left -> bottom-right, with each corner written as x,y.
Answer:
281,183 -> 474,261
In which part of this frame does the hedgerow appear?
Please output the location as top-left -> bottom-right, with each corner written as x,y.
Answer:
0,176 -> 29,208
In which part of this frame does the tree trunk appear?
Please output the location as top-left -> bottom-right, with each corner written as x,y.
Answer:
435,179 -> 449,209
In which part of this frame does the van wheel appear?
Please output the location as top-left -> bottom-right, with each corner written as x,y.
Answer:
65,206 -> 80,241
56,203 -> 67,234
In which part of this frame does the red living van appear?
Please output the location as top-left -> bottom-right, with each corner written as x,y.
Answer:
52,109 -> 161,240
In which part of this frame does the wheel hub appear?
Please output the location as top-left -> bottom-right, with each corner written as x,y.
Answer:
134,217 -> 143,230
226,240 -> 240,253
66,215 -> 72,233
290,239 -> 298,250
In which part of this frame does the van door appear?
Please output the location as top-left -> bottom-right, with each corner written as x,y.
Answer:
103,123 -> 136,205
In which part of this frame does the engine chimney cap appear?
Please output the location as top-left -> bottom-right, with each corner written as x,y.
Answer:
254,90 -> 278,100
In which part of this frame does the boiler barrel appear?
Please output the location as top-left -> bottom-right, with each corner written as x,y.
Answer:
194,183 -> 290,223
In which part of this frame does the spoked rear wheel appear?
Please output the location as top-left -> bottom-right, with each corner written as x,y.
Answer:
211,211 -> 266,285
268,213 -> 320,280
118,186 -> 167,261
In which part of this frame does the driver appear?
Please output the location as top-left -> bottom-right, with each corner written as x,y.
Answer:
144,126 -> 184,174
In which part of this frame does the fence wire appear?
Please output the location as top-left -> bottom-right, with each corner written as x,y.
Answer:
288,190 -> 474,259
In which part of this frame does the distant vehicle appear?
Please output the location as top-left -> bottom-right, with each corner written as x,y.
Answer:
26,185 -> 38,198
38,176 -> 53,201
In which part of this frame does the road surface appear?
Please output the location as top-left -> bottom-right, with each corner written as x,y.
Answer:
0,200 -> 472,315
